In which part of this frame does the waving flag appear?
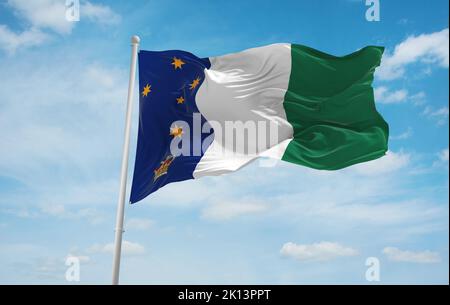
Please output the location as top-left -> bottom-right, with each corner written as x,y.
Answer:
129,43 -> 389,203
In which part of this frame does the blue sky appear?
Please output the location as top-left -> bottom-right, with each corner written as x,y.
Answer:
0,0 -> 448,284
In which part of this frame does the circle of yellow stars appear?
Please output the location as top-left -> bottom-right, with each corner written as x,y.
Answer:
142,55 -> 205,171
141,57 -> 202,100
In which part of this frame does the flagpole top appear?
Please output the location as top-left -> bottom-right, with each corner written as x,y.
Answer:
131,35 -> 140,45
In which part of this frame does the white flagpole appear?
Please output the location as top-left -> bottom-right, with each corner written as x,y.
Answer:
112,35 -> 140,285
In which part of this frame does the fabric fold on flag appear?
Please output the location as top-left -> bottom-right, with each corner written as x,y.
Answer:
282,45 -> 388,170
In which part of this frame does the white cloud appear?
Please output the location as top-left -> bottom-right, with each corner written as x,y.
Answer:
38,203 -> 104,225
373,84 -> 446,128
40,203 -> 66,216
410,91 -> 427,106
423,106 -> 449,126
87,240 -> 146,256
0,25 -> 49,54
280,242 -> 358,262
375,86 -> 408,104
134,149 -> 445,236
7,0 -> 120,34
439,148 -> 449,162
126,218 -> 154,231
433,148 -> 449,168
0,58 -> 127,182
0,243 -> 45,254
351,151 -> 410,176
0,50 -> 130,229
29,257 -> 67,279
1,0 -> 120,53
2,247 -> 73,281
377,28 -> 449,80
82,1 -> 121,25
2,202 -> 107,225
390,127 -> 413,140
84,64 -> 120,88
383,247 -> 441,263
7,0 -> 73,34
66,254 -> 90,264
201,200 -> 268,221
374,87 -> 428,106
298,199 -> 445,228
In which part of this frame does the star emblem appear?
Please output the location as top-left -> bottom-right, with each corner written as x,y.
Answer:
170,125 -> 184,138
171,57 -> 185,69
176,96 -> 185,104
142,84 -> 151,97
189,77 -> 201,90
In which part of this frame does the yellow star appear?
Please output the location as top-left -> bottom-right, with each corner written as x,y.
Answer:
142,84 -> 151,97
170,125 -> 184,138
189,77 -> 201,90
176,96 -> 185,104
171,57 -> 185,69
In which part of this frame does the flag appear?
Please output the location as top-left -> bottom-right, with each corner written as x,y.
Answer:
129,43 -> 389,203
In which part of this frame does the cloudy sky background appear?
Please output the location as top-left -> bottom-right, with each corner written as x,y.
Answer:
0,0 -> 448,284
